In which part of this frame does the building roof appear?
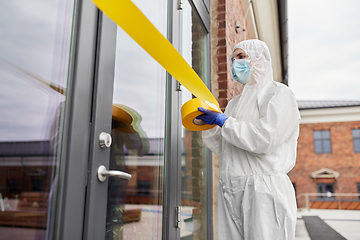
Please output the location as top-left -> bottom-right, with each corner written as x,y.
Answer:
297,100 -> 360,110
0,141 -> 53,157
0,138 -> 170,157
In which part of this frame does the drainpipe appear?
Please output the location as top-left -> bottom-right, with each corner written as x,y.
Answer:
277,0 -> 288,86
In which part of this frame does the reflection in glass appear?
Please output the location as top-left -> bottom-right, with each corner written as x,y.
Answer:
181,2 -> 210,239
104,1 -> 167,239
0,0 -> 74,239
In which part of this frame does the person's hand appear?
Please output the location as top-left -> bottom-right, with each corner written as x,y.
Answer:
196,107 -> 229,127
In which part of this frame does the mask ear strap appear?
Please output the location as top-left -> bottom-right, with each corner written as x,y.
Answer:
228,56 -> 234,68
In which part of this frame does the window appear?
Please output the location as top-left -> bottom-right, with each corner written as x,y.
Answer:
317,183 -> 335,200
313,130 -> 332,153
137,180 -> 151,196
357,183 -> 360,199
352,129 -> 360,153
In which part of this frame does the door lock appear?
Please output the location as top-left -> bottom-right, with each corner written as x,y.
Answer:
99,132 -> 112,148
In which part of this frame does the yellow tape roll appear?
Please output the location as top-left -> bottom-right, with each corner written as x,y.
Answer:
92,0 -> 221,131
181,98 -> 221,131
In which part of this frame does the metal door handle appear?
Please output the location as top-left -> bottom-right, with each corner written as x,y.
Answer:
97,165 -> 132,182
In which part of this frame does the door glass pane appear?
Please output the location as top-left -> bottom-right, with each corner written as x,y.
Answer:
105,1 -> 167,239
0,0 -> 74,239
180,1 -> 210,239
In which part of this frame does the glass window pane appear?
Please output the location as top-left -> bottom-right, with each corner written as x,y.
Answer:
0,0 -> 74,239
325,184 -> 334,193
314,140 -> 323,153
323,140 -> 332,153
104,0 -> 167,239
313,131 -> 322,140
322,130 -> 331,139
203,0 -> 210,11
352,129 -> 360,138
354,139 -> 360,153
180,1 -> 209,239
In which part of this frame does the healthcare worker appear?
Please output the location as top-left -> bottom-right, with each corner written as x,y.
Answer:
196,39 -> 300,240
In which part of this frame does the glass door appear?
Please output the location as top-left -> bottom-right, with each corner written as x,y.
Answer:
180,1 -> 211,239
0,0 -> 75,239
82,1 -> 168,240
104,1 -> 167,238
82,0 -> 212,239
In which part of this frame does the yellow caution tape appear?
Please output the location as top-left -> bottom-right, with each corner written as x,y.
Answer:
181,98 -> 218,131
92,0 -> 221,131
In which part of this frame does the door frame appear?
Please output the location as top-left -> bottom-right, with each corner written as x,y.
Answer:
52,0 -> 100,239
52,0 -> 212,239
81,10 -> 117,240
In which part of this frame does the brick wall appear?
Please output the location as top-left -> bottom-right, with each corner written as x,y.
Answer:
288,121 -> 360,208
211,0 -> 250,111
210,0 -> 250,238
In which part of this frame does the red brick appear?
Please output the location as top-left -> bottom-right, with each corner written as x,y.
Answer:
218,73 -> 227,81
217,47 -> 226,55
289,121 -> 360,208
218,81 -> 228,90
218,29 -> 226,38
217,63 -> 227,72
217,4 -> 225,12
218,90 -> 227,98
217,38 -> 226,47
218,21 -> 226,29
217,13 -> 225,21
219,100 -> 228,109
217,55 -> 227,64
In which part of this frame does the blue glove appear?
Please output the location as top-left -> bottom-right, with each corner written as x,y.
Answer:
196,107 -> 229,127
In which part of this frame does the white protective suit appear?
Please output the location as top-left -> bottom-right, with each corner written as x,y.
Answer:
203,40 -> 300,240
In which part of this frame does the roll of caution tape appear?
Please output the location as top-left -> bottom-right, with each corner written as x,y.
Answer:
181,98 -> 221,131
92,0 -> 220,131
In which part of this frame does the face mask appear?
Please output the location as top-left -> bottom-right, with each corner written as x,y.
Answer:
231,59 -> 252,84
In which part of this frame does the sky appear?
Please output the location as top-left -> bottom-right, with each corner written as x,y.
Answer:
0,0 -> 187,141
5,0 -> 358,141
0,0 -> 71,141
288,0 -> 360,100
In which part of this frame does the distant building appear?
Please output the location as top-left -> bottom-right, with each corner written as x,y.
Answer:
289,100 -> 360,209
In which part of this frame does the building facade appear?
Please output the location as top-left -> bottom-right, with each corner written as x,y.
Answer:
289,101 -> 360,209
0,0 -> 287,240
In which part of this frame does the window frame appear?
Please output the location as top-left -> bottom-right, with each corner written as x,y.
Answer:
317,183 -> 335,200
313,129 -> 332,154
352,129 -> 360,153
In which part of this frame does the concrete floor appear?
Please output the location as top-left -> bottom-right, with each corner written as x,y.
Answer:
1,207 -> 359,240
296,209 -> 360,240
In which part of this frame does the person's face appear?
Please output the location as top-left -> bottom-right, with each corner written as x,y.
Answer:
229,48 -> 251,67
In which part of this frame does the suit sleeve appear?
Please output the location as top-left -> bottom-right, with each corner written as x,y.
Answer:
202,126 -> 222,154
220,88 -> 300,155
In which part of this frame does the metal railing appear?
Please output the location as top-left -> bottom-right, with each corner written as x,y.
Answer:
296,193 -> 360,211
